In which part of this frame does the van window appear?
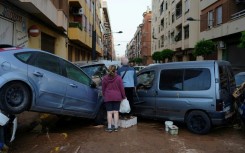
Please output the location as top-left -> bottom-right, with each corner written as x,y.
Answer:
184,69 -> 211,90
159,68 -> 211,91
159,69 -> 183,90
137,71 -> 155,90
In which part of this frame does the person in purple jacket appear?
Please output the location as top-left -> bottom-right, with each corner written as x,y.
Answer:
102,65 -> 126,132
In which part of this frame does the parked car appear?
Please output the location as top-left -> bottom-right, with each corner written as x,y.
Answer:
235,72 -> 245,87
0,45 -> 105,123
0,112 -> 17,150
133,60 -> 236,134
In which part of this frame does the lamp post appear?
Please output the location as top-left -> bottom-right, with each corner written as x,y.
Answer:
104,31 -> 123,61
92,0 -> 97,61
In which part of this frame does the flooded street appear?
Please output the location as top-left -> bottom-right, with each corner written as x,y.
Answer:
7,112 -> 245,153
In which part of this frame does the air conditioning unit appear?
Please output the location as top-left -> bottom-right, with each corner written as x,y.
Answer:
73,7 -> 83,16
217,41 -> 226,49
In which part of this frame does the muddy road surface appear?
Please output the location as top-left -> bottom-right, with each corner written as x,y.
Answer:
7,112 -> 245,153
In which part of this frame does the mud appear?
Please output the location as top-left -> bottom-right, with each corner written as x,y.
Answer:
7,112 -> 245,153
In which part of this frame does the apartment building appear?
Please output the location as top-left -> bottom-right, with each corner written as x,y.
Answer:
0,0 -> 68,59
68,0 -> 103,62
126,7 -> 152,65
151,0 -> 200,62
199,0 -> 245,73
101,0 -> 114,61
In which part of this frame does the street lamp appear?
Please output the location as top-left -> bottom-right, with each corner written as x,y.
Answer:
92,0 -> 97,61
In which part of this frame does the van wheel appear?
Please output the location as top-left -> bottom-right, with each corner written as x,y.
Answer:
186,111 -> 211,134
94,104 -> 107,125
0,82 -> 30,114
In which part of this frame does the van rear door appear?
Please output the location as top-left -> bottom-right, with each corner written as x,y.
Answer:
217,63 -> 236,119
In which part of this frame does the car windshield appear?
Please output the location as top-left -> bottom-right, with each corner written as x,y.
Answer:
80,64 -> 108,86
81,65 -> 107,78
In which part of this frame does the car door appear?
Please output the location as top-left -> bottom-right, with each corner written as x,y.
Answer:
134,70 -> 156,118
62,60 -> 100,117
27,52 -> 66,110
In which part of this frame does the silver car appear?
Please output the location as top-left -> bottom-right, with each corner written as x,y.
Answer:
134,60 -> 236,134
0,45 -> 105,123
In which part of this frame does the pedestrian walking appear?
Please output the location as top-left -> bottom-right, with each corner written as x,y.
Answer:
102,65 -> 126,132
117,57 -> 137,119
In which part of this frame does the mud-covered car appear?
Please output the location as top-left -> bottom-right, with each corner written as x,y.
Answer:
0,45 -> 105,123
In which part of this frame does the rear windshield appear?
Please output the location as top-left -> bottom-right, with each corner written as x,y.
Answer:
159,68 -> 211,91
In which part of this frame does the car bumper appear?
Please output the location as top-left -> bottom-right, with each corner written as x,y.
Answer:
209,111 -> 235,125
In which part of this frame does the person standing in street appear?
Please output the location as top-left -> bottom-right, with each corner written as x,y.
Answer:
117,57 -> 137,119
102,65 -> 126,132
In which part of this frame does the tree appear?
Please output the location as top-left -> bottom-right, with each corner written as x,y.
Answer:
193,39 -> 215,57
152,51 -> 162,63
134,57 -> 143,64
161,49 -> 174,61
238,31 -> 245,48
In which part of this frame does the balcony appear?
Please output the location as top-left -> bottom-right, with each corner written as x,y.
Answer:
8,0 -> 68,31
68,23 -> 86,45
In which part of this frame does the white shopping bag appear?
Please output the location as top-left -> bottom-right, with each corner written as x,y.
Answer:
119,98 -> 131,113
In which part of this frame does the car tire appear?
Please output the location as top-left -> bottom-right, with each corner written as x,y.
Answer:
186,110 -> 211,134
94,104 -> 106,125
0,82 -> 30,114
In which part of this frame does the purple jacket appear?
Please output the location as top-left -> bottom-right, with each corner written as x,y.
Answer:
102,73 -> 126,102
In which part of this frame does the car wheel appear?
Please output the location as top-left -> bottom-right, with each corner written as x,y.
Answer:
0,82 -> 30,114
94,104 -> 107,125
186,110 -> 211,134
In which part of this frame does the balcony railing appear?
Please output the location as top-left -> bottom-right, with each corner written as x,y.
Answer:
231,9 -> 245,20
69,22 -> 83,31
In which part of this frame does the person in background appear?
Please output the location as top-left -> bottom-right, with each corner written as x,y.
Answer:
129,60 -> 135,67
117,57 -> 137,119
102,65 -> 126,132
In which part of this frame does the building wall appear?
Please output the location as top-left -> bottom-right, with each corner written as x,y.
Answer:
151,0 -> 200,62
0,1 -> 68,59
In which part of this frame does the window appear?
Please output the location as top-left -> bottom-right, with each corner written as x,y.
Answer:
160,69 -> 183,90
171,32 -> 175,43
208,11 -> 214,28
176,3 -> 182,18
64,60 -> 91,86
137,71 -> 155,90
184,25 -> 189,39
161,35 -> 164,47
184,69 -> 211,90
185,0 -> 190,12
159,68 -> 211,91
172,13 -> 175,23
15,52 -> 34,63
217,6 -> 222,25
34,53 -> 61,75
